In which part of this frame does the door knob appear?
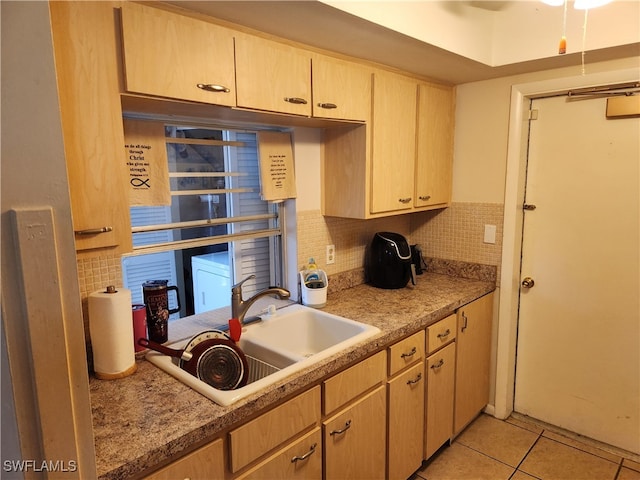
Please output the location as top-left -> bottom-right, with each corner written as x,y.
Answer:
522,277 -> 535,288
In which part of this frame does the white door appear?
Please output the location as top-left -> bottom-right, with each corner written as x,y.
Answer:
514,93 -> 640,453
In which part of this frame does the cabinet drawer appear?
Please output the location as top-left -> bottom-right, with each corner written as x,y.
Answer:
237,427 -> 322,480
323,351 -> 386,415
144,438 -> 224,480
388,330 -> 425,376
426,314 -> 456,354
229,386 -> 320,472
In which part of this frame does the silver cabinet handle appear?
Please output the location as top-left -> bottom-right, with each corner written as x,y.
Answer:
399,197 -> 412,204
317,102 -> 337,109
401,346 -> 417,358
437,329 -> 451,339
74,226 -> 112,235
407,372 -> 423,385
419,195 -> 431,201
291,443 -> 317,463
196,83 -> 230,93
330,420 -> 352,436
284,97 -> 308,105
430,359 -> 445,370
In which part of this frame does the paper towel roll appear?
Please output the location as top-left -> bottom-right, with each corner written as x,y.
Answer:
89,286 -> 137,379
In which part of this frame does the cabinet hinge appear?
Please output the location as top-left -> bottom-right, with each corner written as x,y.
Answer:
528,109 -> 539,120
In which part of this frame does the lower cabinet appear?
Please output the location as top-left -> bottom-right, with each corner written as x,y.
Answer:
323,386 -> 387,480
425,342 -> 456,459
143,438 -> 224,480
387,362 -> 425,480
454,292 -> 494,434
142,293 -> 493,479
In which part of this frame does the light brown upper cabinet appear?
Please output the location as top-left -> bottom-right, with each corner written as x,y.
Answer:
370,70 -> 418,214
50,1 -> 132,252
415,83 -> 454,208
311,54 -> 371,122
235,33 -> 311,116
120,3 -> 236,107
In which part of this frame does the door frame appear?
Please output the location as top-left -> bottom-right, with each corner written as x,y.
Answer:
493,66 -> 640,420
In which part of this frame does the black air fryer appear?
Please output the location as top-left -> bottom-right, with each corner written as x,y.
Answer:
367,232 -> 414,289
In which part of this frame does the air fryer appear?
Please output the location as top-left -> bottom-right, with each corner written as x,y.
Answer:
367,232 -> 414,289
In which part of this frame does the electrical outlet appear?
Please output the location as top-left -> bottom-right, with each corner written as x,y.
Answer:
326,244 -> 336,265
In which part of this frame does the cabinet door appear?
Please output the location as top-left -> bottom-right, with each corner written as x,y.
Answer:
144,438 -> 224,480
312,55 -> 371,121
235,34 -> 311,116
388,363 -> 425,480
50,2 -> 131,252
425,342 -> 456,459
415,83 -> 454,208
454,293 -> 494,434
370,71 -> 417,214
324,386 -> 386,480
120,3 -> 236,106
238,428 -> 321,480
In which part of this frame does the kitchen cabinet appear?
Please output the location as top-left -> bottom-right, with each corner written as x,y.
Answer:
311,54 -> 371,122
370,70 -> 418,214
388,362 -> 425,479
50,1 -> 132,252
237,428 -> 321,480
387,331 -> 425,480
143,437 -> 224,480
454,292 -> 494,434
415,83 -> 455,209
323,386 -> 387,480
425,342 -> 456,459
235,34 -> 311,116
322,74 -> 454,219
120,3 -> 236,107
228,386 -> 320,473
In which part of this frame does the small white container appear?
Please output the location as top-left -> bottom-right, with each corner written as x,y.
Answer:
299,270 -> 328,308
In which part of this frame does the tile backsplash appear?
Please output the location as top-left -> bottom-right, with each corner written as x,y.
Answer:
76,202 -> 503,339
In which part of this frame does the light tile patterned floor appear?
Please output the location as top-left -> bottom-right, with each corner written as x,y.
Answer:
413,414 -> 640,480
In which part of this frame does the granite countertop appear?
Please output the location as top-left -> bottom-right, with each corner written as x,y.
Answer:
90,270 -> 495,479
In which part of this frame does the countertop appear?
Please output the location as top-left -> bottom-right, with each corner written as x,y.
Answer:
90,271 -> 495,479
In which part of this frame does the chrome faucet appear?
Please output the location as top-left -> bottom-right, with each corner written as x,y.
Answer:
231,275 -> 290,325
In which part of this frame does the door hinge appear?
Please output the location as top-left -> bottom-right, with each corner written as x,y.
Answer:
528,109 -> 539,120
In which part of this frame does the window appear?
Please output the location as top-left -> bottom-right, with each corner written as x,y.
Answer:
122,123 -> 284,319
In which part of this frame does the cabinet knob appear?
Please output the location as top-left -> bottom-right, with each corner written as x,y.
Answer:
291,443 -> 317,463
196,83 -> 231,93
284,97 -> 308,105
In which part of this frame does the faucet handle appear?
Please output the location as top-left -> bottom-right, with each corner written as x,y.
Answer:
232,274 -> 256,294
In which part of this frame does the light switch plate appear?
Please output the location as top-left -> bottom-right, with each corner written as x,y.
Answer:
484,224 -> 497,244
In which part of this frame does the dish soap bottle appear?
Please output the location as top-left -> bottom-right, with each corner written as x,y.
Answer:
304,258 -> 320,283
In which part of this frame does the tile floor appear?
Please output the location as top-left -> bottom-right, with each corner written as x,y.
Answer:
412,414 -> 640,480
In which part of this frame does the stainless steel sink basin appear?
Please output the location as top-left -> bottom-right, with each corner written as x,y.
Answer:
145,304 -> 380,406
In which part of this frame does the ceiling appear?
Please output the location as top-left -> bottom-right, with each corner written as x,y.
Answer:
167,1 -> 639,85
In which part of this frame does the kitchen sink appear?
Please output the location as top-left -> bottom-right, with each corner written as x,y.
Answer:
145,304 -> 380,406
